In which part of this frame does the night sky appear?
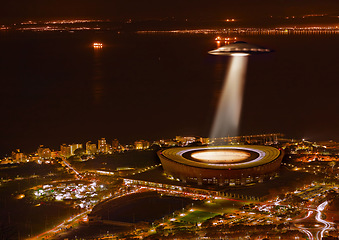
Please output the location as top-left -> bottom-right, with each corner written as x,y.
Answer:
1,0 -> 338,22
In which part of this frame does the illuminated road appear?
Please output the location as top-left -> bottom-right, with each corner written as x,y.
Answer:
294,201 -> 334,240
296,210 -> 314,240
28,210 -> 90,240
315,201 -> 334,240
61,157 -> 83,179
28,187 -> 145,240
132,185 -> 249,203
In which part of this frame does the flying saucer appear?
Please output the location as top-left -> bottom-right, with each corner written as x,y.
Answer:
208,41 -> 272,56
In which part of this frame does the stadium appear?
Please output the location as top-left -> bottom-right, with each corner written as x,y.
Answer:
158,145 -> 284,186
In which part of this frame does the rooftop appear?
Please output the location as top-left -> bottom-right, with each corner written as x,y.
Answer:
159,145 -> 282,169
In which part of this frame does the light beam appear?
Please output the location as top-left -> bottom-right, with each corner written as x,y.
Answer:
210,55 -> 248,138
208,41 -> 272,140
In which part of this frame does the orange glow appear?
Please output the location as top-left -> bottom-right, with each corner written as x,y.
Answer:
191,150 -> 251,162
215,37 -> 237,46
93,42 -> 103,48
16,194 -> 25,199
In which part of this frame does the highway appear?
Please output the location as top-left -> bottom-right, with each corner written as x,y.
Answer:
316,201 -> 334,240
294,201 -> 334,240
61,157 -> 83,179
27,210 -> 90,240
27,187 -> 145,239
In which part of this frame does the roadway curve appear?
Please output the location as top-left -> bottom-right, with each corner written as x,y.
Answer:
294,201 -> 334,240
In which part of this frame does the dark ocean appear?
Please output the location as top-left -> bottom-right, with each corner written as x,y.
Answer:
0,31 -> 338,155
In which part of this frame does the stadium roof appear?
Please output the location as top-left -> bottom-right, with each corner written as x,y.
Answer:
159,145 -> 281,170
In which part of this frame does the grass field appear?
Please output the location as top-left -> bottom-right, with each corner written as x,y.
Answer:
180,210 -> 219,223
197,199 -> 249,214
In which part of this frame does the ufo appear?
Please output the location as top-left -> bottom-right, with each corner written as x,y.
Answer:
208,41 -> 272,56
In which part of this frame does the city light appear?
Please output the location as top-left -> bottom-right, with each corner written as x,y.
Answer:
93,42 -> 103,48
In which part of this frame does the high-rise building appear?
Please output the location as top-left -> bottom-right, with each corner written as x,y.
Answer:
112,139 -> 119,150
51,151 -> 59,159
105,144 -> 112,154
200,137 -> 210,145
134,140 -> 150,150
98,138 -> 107,153
37,145 -> 51,159
86,141 -> 97,155
176,136 -> 196,146
60,144 -> 71,158
70,144 -> 83,155
11,149 -> 25,162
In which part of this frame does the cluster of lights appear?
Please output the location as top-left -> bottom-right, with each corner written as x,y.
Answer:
123,180 -> 216,200
207,206 -> 282,227
93,42 -> 103,48
0,25 -> 9,30
33,182 -> 106,208
215,36 -> 237,46
295,154 -> 339,163
44,20 -> 105,24
137,29 -> 222,34
130,164 -> 161,176
138,183 -> 337,240
13,26 -> 99,32
96,170 -> 114,175
138,27 -> 339,35
20,19 -> 105,25
215,36 -> 237,41
294,185 -> 335,200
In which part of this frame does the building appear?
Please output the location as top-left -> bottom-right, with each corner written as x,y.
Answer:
134,140 -> 150,150
112,139 -> 119,150
11,149 -> 25,163
70,144 -> 83,155
158,139 -> 178,147
158,145 -> 284,186
210,133 -> 282,145
200,137 -> 210,145
98,138 -> 107,153
105,144 -> 112,154
51,151 -> 59,159
60,144 -> 71,158
86,141 -> 97,155
37,145 -> 52,159
124,144 -> 134,151
60,144 -> 82,157
175,136 -> 196,146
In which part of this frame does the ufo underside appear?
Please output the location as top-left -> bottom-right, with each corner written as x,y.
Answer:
209,41 -> 272,56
